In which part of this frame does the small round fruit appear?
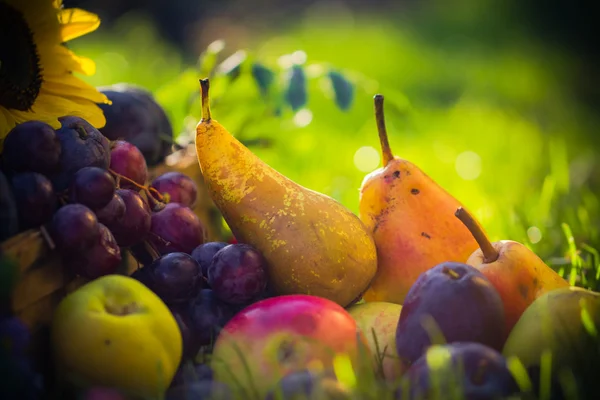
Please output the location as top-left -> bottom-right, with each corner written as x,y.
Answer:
51,204 -> 100,253
133,252 -> 202,305
190,242 -> 228,279
64,223 -> 121,279
50,116 -> 111,191
51,275 -> 182,399
401,342 -> 519,400
187,289 -> 236,347
109,189 -> 151,247
110,140 -> 148,189
148,203 -> 205,255
208,244 -> 267,304
11,172 -> 57,229
68,167 -> 116,210
95,193 -> 126,227
396,262 -> 505,366
2,120 -> 61,174
150,172 -> 198,208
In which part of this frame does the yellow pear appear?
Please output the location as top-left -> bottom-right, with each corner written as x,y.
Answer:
195,79 -> 377,307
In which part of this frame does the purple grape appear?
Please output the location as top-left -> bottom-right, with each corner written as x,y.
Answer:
110,140 -> 148,189
50,204 -> 100,253
402,342 -> 519,400
190,242 -> 228,280
64,223 -> 122,279
166,381 -> 232,400
169,305 -> 201,360
0,316 -> 30,357
68,167 -> 116,210
0,170 -> 19,241
208,244 -> 267,304
188,289 -> 236,347
150,172 -> 198,208
133,252 -> 202,305
147,203 -> 205,255
95,193 -> 126,227
2,121 -> 61,175
10,172 -> 57,229
50,116 -> 111,191
109,189 -> 151,247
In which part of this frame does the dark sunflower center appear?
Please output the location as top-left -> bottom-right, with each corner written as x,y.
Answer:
0,2 -> 43,111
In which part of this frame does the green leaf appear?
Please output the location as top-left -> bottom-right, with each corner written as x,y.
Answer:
328,70 -> 354,110
284,65 -> 307,111
251,63 -> 275,96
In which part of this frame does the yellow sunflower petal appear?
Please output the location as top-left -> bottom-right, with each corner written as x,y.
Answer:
42,73 -> 110,104
54,0 -> 63,9
31,93 -> 106,129
59,8 -> 101,42
40,45 -> 97,75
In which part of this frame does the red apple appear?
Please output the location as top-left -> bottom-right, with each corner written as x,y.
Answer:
211,294 -> 371,397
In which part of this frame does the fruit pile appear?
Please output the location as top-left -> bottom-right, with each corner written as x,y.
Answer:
0,79 -> 598,400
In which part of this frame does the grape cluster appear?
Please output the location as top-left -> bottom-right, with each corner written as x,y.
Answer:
0,116 -> 204,281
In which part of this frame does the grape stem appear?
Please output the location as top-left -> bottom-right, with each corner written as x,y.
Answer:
39,225 -> 56,250
108,168 -> 166,203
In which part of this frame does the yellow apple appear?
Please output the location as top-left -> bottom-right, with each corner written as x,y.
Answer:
51,274 -> 182,400
347,301 -> 405,382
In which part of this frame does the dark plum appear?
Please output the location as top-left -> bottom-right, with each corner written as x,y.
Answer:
133,252 -> 202,305
68,167 -> 116,210
169,306 -> 201,360
64,223 -> 121,279
50,204 -> 100,253
109,189 -> 151,247
110,140 -> 148,189
208,244 -> 267,304
165,381 -> 231,400
395,262 -> 505,366
2,120 -> 61,174
50,116 -> 111,191
98,84 -> 174,166
265,371 -> 350,400
190,242 -> 228,279
188,289 -> 236,347
0,316 -> 30,357
401,343 -> 519,400
147,203 -> 205,255
0,170 -> 19,241
11,173 -> 56,229
170,362 -> 213,388
150,172 -> 198,208
95,193 -> 126,227
79,387 -> 129,400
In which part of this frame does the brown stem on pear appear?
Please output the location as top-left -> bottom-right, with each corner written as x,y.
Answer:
374,94 -> 394,166
200,78 -> 211,122
455,207 -> 499,263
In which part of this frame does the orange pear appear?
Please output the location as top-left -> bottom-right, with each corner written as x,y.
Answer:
359,95 -> 479,304
455,206 -> 570,334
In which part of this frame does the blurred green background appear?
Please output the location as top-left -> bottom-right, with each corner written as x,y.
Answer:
67,0 -> 599,286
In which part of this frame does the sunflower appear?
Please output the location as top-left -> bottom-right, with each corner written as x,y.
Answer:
0,0 -> 110,148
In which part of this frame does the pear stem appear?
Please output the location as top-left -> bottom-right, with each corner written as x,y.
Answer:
374,94 -> 394,166
455,207 -> 499,263
200,78 -> 211,121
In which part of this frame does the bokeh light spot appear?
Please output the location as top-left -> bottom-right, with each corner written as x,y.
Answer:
527,226 -> 542,244
353,146 -> 380,172
293,109 -> 313,127
455,151 -> 482,180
